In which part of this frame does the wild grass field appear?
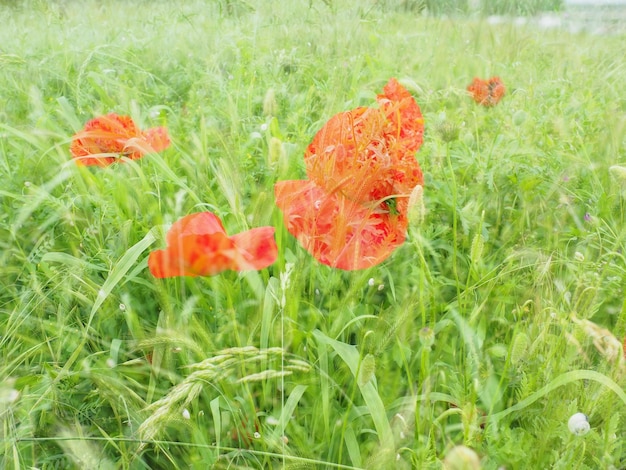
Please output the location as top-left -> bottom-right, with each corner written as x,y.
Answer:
1,0 -> 626,468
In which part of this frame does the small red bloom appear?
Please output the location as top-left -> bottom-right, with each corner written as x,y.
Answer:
148,212 -> 277,278
70,113 -> 170,167
274,77 -> 423,271
467,77 -> 506,107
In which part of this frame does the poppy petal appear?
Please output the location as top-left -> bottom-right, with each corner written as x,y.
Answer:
275,180 -> 406,270
467,77 -> 505,106
149,212 -> 277,278
70,125 -> 128,166
70,113 -> 169,166
148,249 -> 183,278
165,212 -> 226,246
304,107 -> 387,201
148,232 -> 237,278
230,227 -> 278,271
142,126 -> 171,153
304,79 -> 423,207
376,77 -> 425,156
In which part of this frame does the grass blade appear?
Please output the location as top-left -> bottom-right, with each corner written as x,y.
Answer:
313,330 -> 394,449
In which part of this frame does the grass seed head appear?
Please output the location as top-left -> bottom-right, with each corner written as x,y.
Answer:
408,184 -> 425,226
263,87 -> 278,117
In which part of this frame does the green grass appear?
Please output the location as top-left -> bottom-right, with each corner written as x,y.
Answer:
1,0 -> 626,468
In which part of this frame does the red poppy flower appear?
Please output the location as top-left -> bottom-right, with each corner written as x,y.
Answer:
275,78 -> 423,270
467,77 -> 506,107
148,212 -> 278,278
70,113 -> 170,167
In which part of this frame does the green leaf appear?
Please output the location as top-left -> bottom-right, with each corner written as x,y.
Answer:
89,228 -> 156,322
40,252 -> 107,272
271,384 -> 308,441
313,330 -> 393,448
261,276 -> 279,350
484,370 -> 626,424
344,425 -> 362,468
210,397 -> 222,450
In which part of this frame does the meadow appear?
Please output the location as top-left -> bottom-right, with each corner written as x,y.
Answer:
1,0 -> 625,468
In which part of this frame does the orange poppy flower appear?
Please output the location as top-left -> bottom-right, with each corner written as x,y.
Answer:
148,212 -> 278,278
467,77 -> 506,107
275,180 -> 408,270
70,113 -> 170,167
274,78 -> 423,270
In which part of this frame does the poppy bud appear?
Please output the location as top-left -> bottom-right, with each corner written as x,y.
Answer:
438,120 -> 460,142
443,445 -> 481,470
512,110 -> 527,126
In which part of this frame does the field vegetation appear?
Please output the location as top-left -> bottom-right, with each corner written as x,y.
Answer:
1,0 -> 625,468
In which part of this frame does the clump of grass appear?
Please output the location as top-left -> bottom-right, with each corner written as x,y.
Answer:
1,0 -> 626,468
137,347 -> 310,446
